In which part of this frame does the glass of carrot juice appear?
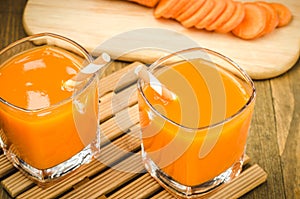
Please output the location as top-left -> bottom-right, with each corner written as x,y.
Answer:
0,33 -> 100,185
137,47 -> 256,197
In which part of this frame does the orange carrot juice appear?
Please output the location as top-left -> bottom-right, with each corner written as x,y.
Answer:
138,58 -> 255,188
0,45 -> 98,170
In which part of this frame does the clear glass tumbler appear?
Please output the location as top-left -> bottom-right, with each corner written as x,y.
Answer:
0,33 -> 100,186
137,47 -> 256,197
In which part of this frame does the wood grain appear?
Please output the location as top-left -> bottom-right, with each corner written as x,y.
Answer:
1,1 -> 300,198
0,0 -> 28,198
22,0 -> 300,79
271,60 -> 300,198
245,80 -> 286,198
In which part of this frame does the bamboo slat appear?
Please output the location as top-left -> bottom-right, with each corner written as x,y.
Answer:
107,174 -> 161,199
99,62 -> 141,96
60,153 -> 144,199
100,104 -> 139,145
206,164 -> 267,199
0,62 -> 267,199
99,84 -> 137,122
151,190 -> 174,199
0,155 -> 15,178
1,172 -> 34,198
108,155 -> 252,199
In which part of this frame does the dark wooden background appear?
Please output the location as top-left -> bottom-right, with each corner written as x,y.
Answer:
0,0 -> 299,198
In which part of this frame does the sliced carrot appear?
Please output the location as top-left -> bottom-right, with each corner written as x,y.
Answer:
128,0 -> 160,8
215,1 -> 245,34
154,0 -> 178,18
256,1 -> 279,37
172,0 -> 198,19
164,0 -> 190,19
232,2 -> 267,40
195,0 -> 227,29
270,2 -> 292,27
206,0 -> 236,31
142,0 -> 292,40
175,0 -> 206,22
180,0 -> 214,28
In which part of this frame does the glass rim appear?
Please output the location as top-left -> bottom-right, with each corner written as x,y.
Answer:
0,32 -> 96,113
137,47 -> 256,131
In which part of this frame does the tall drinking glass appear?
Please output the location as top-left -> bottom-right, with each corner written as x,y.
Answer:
137,47 -> 256,197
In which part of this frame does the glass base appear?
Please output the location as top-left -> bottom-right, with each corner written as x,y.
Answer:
142,150 -> 244,198
0,130 -> 100,187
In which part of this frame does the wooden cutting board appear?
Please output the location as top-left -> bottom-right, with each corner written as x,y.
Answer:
23,0 -> 300,79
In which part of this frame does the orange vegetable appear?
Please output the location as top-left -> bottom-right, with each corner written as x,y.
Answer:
270,2 -> 292,27
172,0 -> 198,19
215,1 -> 245,34
164,0 -> 189,19
195,0 -> 227,29
232,2 -> 267,40
128,0 -> 160,7
130,0 -> 293,40
256,1 -> 279,37
175,0 -> 206,22
180,0 -> 215,28
205,0 -> 236,31
154,0 -> 177,18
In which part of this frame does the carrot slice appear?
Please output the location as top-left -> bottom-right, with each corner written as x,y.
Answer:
206,0 -> 236,31
164,0 -> 190,19
270,2 -> 292,27
172,0 -> 198,19
154,0 -> 178,18
128,0 -> 160,8
181,0 -> 215,28
232,2 -> 267,40
256,2 -> 279,37
215,1 -> 245,33
195,0 -> 227,29
176,0 -> 206,22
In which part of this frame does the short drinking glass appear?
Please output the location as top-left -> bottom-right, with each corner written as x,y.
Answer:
0,33 -> 100,185
137,47 -> 256,197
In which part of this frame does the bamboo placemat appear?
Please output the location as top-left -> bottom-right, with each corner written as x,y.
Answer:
0,62 -> 267,199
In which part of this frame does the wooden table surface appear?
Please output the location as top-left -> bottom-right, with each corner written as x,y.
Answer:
0,0 -> 299,198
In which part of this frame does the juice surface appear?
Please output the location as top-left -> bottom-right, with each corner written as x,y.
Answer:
0,46 -> 78,109
0,46 -> 97,169
139,60 -> 254,186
